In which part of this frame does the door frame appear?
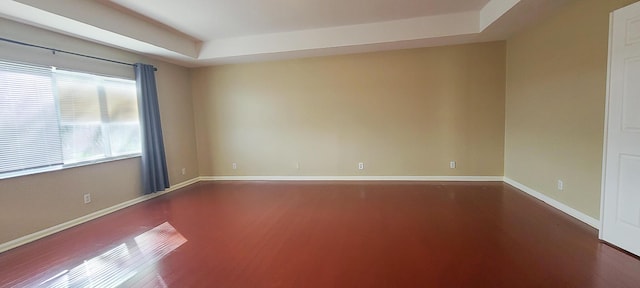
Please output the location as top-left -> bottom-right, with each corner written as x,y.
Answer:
599,7 -> 615,241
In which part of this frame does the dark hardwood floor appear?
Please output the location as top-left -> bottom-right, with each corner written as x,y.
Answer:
1,181 -> 639,287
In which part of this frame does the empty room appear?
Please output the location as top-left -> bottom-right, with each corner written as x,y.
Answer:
1,0 -> 640,287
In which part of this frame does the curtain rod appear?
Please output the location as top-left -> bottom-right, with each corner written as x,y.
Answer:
0,37 -> 156,71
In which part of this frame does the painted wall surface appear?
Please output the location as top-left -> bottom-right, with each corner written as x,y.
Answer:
192,42 -> 506,177
6,0 -> 635,248
0,18 -> 199,244
504,0 -> 639,219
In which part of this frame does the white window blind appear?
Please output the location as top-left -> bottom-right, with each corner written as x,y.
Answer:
0,61 -> 63,173
0,60 -> 141,178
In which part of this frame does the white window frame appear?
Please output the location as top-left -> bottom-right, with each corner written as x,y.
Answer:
0,60 -> 142,180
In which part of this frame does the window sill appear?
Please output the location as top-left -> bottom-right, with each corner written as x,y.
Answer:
0,154 -> 141,180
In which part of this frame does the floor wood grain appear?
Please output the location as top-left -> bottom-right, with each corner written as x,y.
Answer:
0,181 -> 639,287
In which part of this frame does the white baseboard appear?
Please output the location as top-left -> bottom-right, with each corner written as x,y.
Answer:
503,177 -> 600,229
0,177 -> 200,254
201,176 -> 505,182
1,175 -> 600,253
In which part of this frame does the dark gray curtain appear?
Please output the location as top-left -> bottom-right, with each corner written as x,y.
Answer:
135,63 -> 169,194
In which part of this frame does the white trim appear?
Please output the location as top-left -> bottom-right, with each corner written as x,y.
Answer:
503,177 -> 601,229
480,0 -> 521,31
200,176 -> 504,182
599,11 -> 615,240
0,177 -> 200,254
2,175 -> 602,253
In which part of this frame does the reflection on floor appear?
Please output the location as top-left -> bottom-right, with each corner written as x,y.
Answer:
26,222 -> 186,288
1,181 -> 639,287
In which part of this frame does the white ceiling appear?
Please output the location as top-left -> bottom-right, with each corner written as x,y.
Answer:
109,0 -> 491,40
0,0 -> 569,67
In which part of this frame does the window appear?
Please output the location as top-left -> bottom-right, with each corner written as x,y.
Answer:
55,70 -> 141,164
0,60 -> 141,178
0,62 -> 62,173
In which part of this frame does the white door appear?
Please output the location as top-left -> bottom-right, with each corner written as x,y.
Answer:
601,1 -> 640,257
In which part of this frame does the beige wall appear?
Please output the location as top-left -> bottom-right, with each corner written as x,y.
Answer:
504,0 -> 639,219
192,42 -> 506,177
6,0 -> 632,247
0,18 -> 199,244
152,60 -> 200,184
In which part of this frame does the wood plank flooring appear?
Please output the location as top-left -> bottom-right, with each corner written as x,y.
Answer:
0,181 -> 639,287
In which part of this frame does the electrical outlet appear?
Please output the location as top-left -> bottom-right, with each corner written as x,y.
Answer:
181,168 -> 186,175
557,180 -> 564,191
296,162 -> 300,170
232,163 -> 237,170
83,193 -> 91,204
358,162 -> 364,170
450,161 -> 456,169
